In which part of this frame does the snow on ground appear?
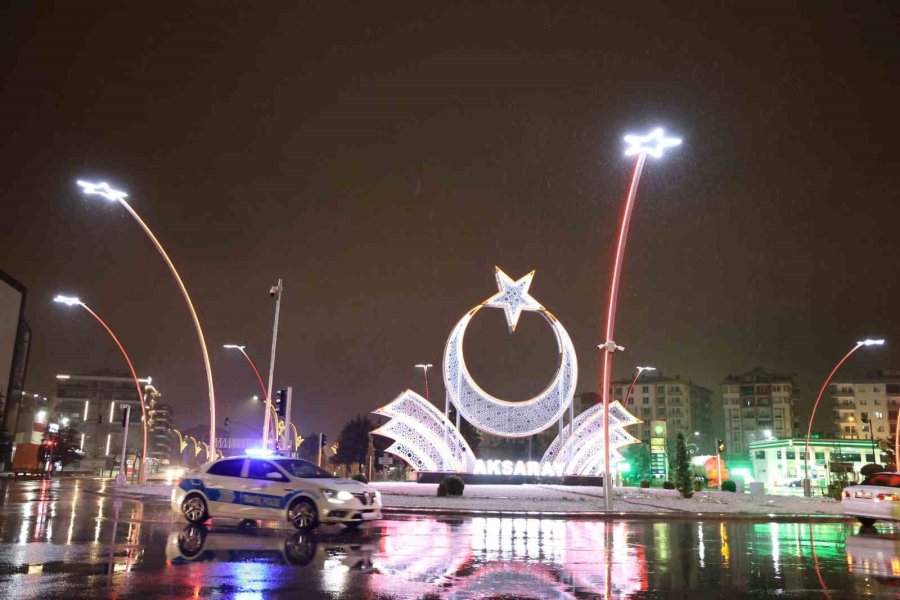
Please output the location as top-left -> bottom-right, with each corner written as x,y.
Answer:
372,482 -> 846,516
98,483 -> 175,499
98,479 -> 845,517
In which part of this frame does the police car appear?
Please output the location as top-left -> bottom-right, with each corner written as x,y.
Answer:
172,452 -> 382,531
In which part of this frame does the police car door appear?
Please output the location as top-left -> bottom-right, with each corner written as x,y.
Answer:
203,458 -> 247,517
239,459 -> 291,519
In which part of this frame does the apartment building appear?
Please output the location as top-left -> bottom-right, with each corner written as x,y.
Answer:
831,370 -> 900,444
722,368 -> 798,454
614,374 -> 713,444
52,370 -> 150,459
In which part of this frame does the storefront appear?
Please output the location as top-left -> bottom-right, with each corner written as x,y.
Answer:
749,438 -> 884,489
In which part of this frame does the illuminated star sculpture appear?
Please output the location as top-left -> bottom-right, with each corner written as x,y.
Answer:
484,267 -> 543,332
76,180 -> 129,202
623,127 -> 682,159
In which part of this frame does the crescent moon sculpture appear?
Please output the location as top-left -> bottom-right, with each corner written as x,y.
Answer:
443,267 -> 578,437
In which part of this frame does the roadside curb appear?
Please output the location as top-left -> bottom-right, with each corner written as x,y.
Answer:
84,488 -> 171,502
381,506 -> 852,522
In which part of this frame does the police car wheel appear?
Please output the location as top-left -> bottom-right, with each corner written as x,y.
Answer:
182,494 -> 209,524
287,498 -> 319,531
177,524 -> 208,557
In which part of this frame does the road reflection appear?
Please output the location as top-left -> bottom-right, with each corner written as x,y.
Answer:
846,529 -> 900,596
3,480 -> 900,598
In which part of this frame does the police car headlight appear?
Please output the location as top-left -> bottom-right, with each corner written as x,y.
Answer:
324,490 -> 354,503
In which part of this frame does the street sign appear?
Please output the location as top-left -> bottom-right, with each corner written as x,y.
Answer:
378,456 -> 393,466
48,423 -> 59,433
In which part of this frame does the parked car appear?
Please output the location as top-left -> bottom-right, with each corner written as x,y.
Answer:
841,472 -> 900,526
172,453 -> 382,531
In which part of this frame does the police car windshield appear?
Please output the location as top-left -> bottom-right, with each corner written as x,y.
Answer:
274,459 -> 333,479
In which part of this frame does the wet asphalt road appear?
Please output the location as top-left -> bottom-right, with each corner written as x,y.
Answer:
1,479 -> 899,599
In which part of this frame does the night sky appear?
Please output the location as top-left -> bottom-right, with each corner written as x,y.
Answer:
2,2 -> 898,440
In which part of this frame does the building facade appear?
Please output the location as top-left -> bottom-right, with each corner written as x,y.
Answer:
0,269 -> 31,466
614,374 -> 713,445
52,371 -> 150,462
831,370 -> 900,446
146,387 -> 174,464
722,368 -> 798,455
749,437 -> 883,489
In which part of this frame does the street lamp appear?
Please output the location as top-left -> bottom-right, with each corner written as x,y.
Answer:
599,127 -> 682,510
415,363 -> 433,401
622,366 -> 656,407
223,345 -> 276,444
77,180 -> 218,457
803,338 -> 885,496
53,294 -> 149,483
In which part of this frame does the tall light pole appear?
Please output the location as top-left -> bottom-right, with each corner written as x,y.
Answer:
623,366 -> 656,407
263,279 -> 284,451
803,338 -> 885,497
77,180 -> 217,457
224,345 -> 276,444
600,128 -> 681,510
53,295 -> 148,484
415,363 -> 433,401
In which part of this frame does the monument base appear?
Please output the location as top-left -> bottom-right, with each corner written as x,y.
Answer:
417,471 -> 604,486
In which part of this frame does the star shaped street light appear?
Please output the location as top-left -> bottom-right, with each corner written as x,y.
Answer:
76,180 -> 129,202
484,267 -> 544,333
53,294 -> 148,485
77,179 -> 218,457
623,127 -> 682,159
223,344 -> 277,444
598,126 -> 682,510
802,338 -> 885,497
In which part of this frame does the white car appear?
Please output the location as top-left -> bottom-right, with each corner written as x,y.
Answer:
841,472 -> 900,526
172,454 -> 382,531
166,524 -> 377,568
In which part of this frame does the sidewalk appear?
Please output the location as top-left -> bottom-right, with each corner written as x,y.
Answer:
371,482 -> 847,518
93,480 -> 848,520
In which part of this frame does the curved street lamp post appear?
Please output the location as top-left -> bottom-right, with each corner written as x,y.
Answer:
77,180 -> 217,456
600,128 -> 681,509
224,344 -> 277,445
53,295 -> 148,484
803,339 -> 885,497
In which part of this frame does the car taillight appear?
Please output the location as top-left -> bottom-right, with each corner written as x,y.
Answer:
876,493 -> 900,502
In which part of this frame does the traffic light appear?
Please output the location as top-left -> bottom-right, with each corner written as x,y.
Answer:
274,389 -> 288,420
717,439 -> 726,454
320,434 -> 328,448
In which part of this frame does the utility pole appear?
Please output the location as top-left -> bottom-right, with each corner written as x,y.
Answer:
317,432 -> 323,467
116,405 -> 131,486
263,279 -> 284,449
715,438 -> 724,491
366,434 -> 375,481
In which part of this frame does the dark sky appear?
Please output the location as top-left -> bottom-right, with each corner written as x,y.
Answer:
2,2 -> 898,440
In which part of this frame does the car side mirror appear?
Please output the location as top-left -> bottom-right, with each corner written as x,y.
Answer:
266,472 -> 284,480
